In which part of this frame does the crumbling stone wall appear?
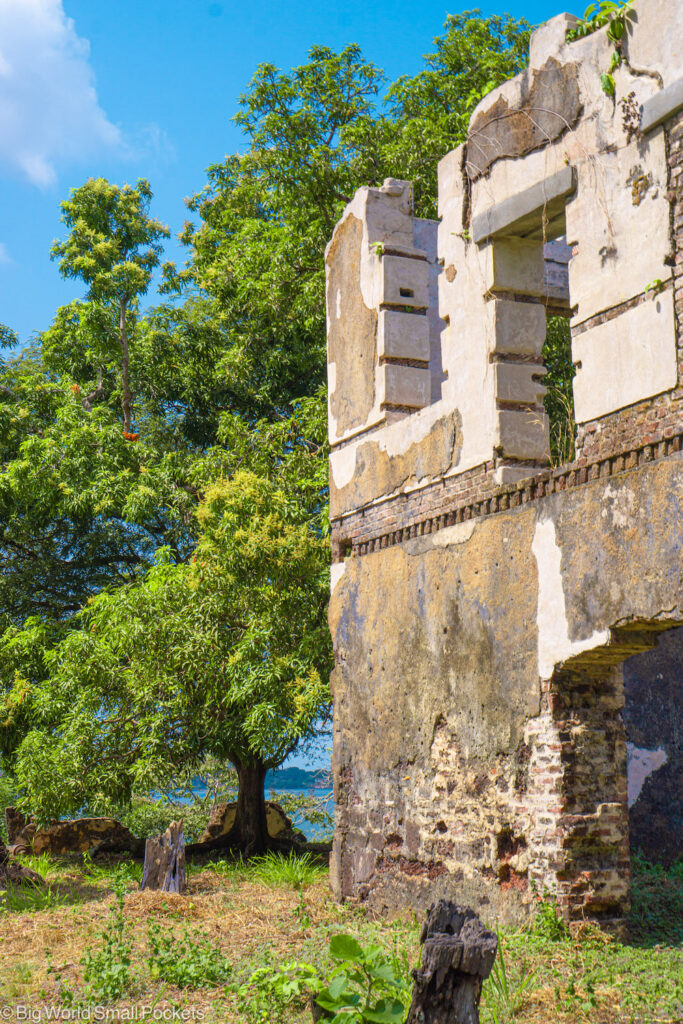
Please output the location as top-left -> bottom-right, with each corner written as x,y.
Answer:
326,0 -> 682,930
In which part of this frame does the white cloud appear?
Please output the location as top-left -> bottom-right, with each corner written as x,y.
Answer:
0,0 -> 121,188
0,242 -> 9,264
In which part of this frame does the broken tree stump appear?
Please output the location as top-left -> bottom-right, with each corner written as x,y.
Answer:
406,901 -> 498,1024
140,820 -> 186,893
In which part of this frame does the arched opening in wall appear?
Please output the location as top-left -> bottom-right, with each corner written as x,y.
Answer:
622,626 -> 683,941
540,622 -> 683,936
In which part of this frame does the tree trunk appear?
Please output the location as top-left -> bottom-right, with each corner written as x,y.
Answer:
119,299 -> 132,434
140,820 -> 186,892
232,760 -> 269,855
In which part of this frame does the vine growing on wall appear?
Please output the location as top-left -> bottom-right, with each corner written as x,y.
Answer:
566,0 -> 634,96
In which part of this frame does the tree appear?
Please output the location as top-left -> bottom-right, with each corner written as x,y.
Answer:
0,13 -> 534,844
174,12 -> 531,418
51,178 -> 169,434
6,468 -> 332,853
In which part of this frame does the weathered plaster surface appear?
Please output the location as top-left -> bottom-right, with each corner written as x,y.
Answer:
329,409 -> 462,518
326,214 -> 377,439
330,457 -> 683,922
326,0 -> 683,928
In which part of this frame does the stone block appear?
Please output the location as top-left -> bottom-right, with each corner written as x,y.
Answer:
380,364 -> 431,408
491,298 -> 546,357
494,363 -> 546,405
486,238 -> 545,297
380,255 -> 430,309
497,409 -> 549,460
640,78 -> 683,134
566,132 -> 670,324
529,13 -> 579,69
378,310 -> 430,362
626,0 -> 683,90
572,291 -> 677,423
471,167 -> 575,243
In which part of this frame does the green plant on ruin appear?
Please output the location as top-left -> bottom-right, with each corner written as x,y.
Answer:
565,1 -> 635,96
542,316 -> 576,466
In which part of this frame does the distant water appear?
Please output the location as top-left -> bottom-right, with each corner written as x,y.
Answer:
188,766 -> 333,840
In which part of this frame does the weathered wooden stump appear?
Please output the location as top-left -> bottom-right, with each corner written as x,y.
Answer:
406,901 -> 497,1024
140,820 -> 186,893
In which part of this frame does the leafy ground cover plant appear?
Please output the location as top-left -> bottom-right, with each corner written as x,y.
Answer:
243,932 -> 411,1023
147,920 -> 233,988
80,881 -> 133,1003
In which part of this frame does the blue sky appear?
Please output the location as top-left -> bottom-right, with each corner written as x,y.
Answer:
0,0 -> 580,348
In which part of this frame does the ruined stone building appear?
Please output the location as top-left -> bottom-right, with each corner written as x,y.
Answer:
325,0 -> 683,929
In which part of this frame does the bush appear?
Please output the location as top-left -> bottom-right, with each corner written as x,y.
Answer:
147,922 -> 233,988
114,795 -> 211,843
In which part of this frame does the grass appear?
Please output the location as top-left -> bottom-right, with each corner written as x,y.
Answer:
0,852 -> 680,1023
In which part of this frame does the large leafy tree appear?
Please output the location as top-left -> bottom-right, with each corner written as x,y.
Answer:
0,12 -> 532,843
174,12 -> 530,419
7,467 -> 331,852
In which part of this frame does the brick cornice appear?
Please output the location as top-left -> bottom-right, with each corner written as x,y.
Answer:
332,430 -> 683,561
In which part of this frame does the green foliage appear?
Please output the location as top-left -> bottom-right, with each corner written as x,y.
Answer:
0,324 -> 18,350
244,933 -> 410,1023
147,921 -> 233,988
483,933 -> 536,1023
566,1 -> 633,42
80,880 -> 133,1002
7,470 -> 331,830
251,851 -> 327,890
629,851 -> 683,946
530,891 -> 570,941
113,794 -> 215,843
566,2 -> 634,95
51,177 -> 170,434
273,786 -> 334,840
542,316 -> 576,465
0,878 -> 68,915
0,770 -> 16,841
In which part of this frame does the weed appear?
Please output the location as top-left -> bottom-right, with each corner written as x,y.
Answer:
20,851 -> 55,879
251,850 -> 326,890
244,932 -> 410,1023
80,880 -> 132,1002
147,920 -> 233,988
530,888 -> 569,941
0,878 -> 68,914
483,932 -> 536,1024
